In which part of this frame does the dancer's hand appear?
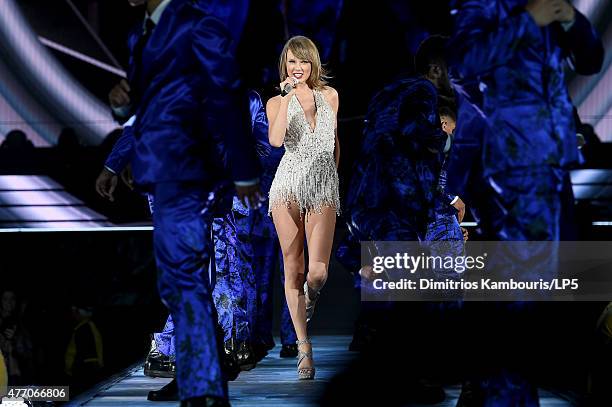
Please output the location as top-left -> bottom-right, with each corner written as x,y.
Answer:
109,79 -> 131,108
236,183 -> 264,209
453,197 -> 466,223
359,265 -> 375,281
462,227 -> 469,241
526,0 -> 566,27
95,167 -> 118,201
556,0 -> 575,23
121,165 -> 134,190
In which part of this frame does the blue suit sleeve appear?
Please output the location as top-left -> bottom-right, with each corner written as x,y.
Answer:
558,10 -> 604,75
248,90 -> 272,161
437,158 -> 458,204
104,124 -> 135,174
192,14 -> 260,183
449,0 -> 541,78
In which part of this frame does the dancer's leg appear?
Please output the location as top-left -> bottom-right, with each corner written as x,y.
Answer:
153,182 -> 225,400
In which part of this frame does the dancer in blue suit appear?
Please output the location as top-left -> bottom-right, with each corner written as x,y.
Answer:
448,0 -> 603,405
329,36 -> 466,406
106,1 -> 261,405
426,102 -> 466,258
345,36 -> 461,247
449,0 -> 603,241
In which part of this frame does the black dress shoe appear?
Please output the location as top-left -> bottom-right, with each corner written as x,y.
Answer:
224,339 -> 256,371
235,341 -> 256,371
147,379 -> 178,401
279,344 -> 298,358
180,395 -> 230,407
144,353 -> 176,378
144,337 -> 177,378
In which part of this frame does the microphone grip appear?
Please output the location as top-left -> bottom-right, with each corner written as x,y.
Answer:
281,83 -> 294,97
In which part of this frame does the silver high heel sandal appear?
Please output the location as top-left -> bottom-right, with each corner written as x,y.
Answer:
296,337 -> 315,380
304,281 -> 320,323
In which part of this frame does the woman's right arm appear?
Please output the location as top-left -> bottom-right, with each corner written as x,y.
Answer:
267,93 -> 292,147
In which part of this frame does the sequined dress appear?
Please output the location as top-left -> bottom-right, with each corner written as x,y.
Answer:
268,88 -> 340,216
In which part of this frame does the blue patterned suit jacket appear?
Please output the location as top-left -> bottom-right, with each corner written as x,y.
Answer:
121,0 -> 259,186
345,76 -> 448,240
449,0 -> 603,176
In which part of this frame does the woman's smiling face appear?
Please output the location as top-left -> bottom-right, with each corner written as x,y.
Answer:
285,49 -> 312,84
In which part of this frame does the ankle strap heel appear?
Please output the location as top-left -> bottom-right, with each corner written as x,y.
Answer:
296,338 -> 315,380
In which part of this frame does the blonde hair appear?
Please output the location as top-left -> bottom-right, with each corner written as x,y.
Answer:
278,36 -> 328,90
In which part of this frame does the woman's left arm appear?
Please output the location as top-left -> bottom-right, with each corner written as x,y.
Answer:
326,87 -> 340,168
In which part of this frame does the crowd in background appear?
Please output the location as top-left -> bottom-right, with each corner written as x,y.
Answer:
0,232 -> 160,397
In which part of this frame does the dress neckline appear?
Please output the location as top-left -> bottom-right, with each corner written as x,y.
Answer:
294,89 -> 319,134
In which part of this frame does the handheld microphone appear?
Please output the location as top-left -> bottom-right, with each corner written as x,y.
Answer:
281,78 -> 298,97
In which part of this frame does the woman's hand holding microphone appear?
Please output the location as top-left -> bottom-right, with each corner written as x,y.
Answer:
280,77 -> 298,97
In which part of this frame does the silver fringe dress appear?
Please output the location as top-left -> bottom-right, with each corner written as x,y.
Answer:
268,89 -> 340,216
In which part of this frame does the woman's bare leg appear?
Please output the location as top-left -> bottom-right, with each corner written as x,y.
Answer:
305,207 -> 336,290
272,204 -> 311,369
304,207 -> 337,315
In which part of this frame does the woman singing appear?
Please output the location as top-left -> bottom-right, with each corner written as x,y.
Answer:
267,36 -> 340,380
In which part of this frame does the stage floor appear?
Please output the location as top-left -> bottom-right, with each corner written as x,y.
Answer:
69,335 -> 573,406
